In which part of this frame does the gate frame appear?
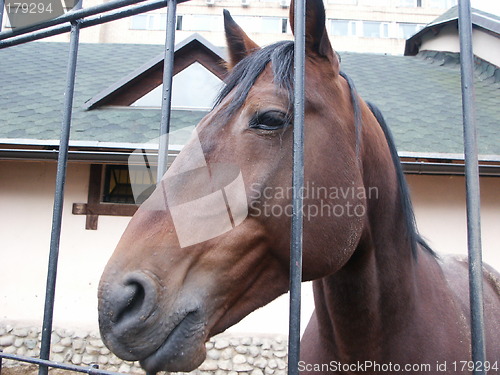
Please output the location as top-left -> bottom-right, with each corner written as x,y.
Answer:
0,0 -> 487,374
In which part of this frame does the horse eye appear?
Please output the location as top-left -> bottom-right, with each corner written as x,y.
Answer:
250,110 -> 288,131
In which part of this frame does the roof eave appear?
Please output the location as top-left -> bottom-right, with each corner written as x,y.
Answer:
1,141 -> 500,176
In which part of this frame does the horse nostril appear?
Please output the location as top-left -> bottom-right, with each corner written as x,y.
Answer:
113,281 -> 146,324
103,272 -> 158,327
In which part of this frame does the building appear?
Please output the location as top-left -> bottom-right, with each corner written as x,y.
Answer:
405,5 -> 500,67
3,0 -> 458,54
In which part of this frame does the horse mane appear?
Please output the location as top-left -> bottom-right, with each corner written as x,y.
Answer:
215,40 -> 435,259
365,101 -> 436,259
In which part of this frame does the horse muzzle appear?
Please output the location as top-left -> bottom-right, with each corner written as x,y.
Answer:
98,270 -> 208,373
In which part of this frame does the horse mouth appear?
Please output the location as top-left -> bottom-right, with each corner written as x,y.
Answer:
139,310 -> 208,373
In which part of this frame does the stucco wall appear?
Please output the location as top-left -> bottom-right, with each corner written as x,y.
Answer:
420,24 -> 500,67
1,160 -> 499,335
408,174 -> 500,269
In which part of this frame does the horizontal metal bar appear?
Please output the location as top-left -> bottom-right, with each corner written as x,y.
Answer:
0,352 -> 123,375
0,0 -> 188,48
0,0 -> 148,41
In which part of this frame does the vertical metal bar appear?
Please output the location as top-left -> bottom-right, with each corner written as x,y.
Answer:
38,2 -> 82,375
288,0 -> 305,373
457,0 -> 486,372
0,0 -> 5,32
156,0 -> 177,183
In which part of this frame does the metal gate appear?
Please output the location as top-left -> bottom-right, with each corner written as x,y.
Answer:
0,0 -> 487,374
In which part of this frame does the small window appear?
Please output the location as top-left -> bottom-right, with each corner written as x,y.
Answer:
328,0 -> 357,4
330,19 -> 357,36
130,14 -> 149,30
103,165 -> 134,204
182,14 -> 223,32
130,13 -> 168,31
176,15 -> 183,30
73,164 -> 158,230
159,14 -> 167,31
397,0 -> 422,7
261,17 -> 281,33
428,0 -> 457,8
102,165 -> 156,204
398,23 -> 425,39
364,0 -> 388,5
362,21 -> 389,38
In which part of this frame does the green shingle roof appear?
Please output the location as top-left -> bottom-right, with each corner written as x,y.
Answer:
0,42 -> 205,145
340,50 -> 499,156
1,42 -> 499,155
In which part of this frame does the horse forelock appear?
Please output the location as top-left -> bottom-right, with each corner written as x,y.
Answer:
214,40 -> 295,120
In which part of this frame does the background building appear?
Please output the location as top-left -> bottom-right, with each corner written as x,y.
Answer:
3,0 -> 461,54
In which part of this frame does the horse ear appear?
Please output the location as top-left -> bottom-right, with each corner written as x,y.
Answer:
223,9 -> 260,70
289,0 -> 339,72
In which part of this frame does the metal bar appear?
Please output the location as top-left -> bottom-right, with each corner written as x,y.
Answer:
156,0 -> 176,182
288,0 -> 305,373
38,4 -> 82,375
0,0 -> 147,40
0,352 -> 122,375
457,0 -> 486,373
0,0 -> 168,48
0,0 -> 4,32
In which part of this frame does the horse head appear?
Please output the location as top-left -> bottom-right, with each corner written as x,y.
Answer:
98,0 -> 371,372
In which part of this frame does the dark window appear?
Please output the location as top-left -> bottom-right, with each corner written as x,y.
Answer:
102,165 -> 134,204
176,15 -> 183,30
102,165 -> 157,204
282,18 -> 288,33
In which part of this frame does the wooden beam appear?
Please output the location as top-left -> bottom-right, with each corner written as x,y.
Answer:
85,164 -> 102,230
72,202 -> 138,217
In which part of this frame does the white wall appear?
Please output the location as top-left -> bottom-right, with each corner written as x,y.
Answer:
0,161 -> 129,330
408,174 -> 500,269
420,24 -> 500,67
1,161 -> 499,336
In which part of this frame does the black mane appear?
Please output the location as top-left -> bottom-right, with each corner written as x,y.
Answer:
366,102 -> 436,259
215,40 -> 434,259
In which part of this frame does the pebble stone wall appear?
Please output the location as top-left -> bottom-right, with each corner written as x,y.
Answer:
0,324 -> 288,375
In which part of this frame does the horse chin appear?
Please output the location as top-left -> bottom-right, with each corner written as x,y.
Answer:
139,310 -> 208,373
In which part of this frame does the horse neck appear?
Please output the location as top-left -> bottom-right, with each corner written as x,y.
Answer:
313,109 -> 419,360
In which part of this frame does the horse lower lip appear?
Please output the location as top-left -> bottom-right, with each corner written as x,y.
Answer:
140,310 -> 204,373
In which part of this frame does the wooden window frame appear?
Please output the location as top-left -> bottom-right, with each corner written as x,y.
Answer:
72,164 -> 138,230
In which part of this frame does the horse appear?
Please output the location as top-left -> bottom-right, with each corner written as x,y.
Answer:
97,0 -> 500,373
